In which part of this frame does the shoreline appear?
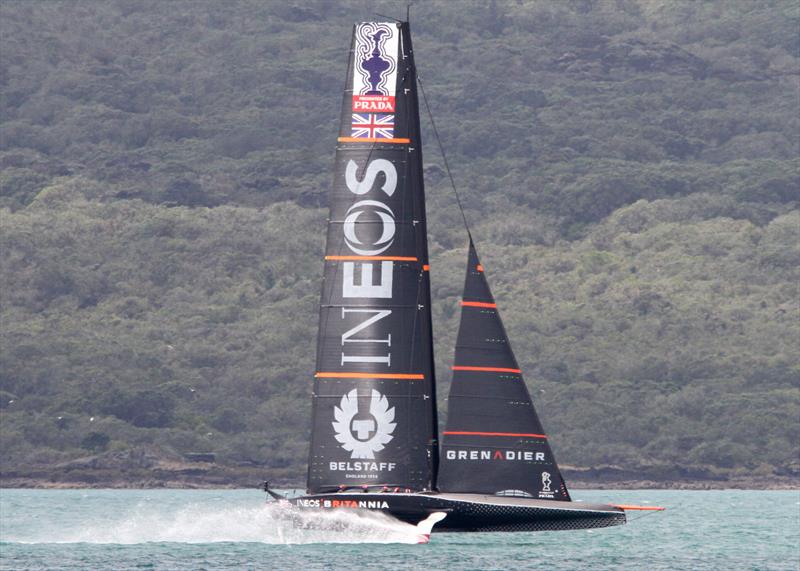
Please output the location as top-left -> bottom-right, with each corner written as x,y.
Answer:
2,477 -> 797,491
4,458 -> 797,491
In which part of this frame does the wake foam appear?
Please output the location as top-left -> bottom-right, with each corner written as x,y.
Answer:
7,502 -> 422,545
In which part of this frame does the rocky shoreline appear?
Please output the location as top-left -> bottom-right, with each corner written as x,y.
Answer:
2,480 -> 798,490
2,472 -> 797,491
3,449 -> 797,491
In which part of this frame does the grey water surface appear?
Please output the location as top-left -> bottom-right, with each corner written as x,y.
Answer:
1,489 -> 798,570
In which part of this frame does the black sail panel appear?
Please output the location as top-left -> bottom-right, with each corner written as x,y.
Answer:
437,241 -> 571,501
306,22 -> 438,493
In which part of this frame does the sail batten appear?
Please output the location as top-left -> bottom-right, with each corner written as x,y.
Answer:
306,22 -> 437,494
438,240 -> 571,501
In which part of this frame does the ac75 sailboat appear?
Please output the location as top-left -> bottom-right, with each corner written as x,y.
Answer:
271,20 -> 662,536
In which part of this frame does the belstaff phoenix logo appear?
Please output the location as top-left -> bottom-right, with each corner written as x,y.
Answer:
332,389 -> 396,459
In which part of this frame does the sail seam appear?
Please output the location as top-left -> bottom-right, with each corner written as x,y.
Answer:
315,372 -> 424,380
321,303 -> 420,309
443,431 -> 547,439
325,255 -> 418,261
452,366 -> 522,374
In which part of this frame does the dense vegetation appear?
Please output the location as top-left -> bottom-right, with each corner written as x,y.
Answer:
1,0 -> 797,486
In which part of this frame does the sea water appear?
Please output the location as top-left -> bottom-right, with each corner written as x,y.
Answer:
1,489 -> 797,570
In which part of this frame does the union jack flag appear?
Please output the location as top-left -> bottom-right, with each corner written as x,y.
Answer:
351,113 -> 395,139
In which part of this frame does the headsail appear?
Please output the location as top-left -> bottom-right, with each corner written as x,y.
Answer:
437,241 -> 571,501
306,22 -> 438,493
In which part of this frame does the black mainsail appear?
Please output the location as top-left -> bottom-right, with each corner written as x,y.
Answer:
306,22 -> 438,493
437,240 -> 570,501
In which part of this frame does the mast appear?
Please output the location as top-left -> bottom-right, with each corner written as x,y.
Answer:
306,22 -> 438,493
437,240 -> 571,501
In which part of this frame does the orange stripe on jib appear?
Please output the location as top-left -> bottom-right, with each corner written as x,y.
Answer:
315,372 -> 424,380
325,255 -> 418,262
452,366 -> 521,374
338,137 -> 411,144
476,264 -> 484,272
444,431 -> 547,439
460,301 -> 497,308
422,264 -> 430,271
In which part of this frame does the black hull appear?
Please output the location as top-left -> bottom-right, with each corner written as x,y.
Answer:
288,492 -> 625,532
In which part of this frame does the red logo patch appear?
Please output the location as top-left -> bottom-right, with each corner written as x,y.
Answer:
353,95 -> 396,113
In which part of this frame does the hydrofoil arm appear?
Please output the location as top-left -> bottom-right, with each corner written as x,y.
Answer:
415,512 -> 447,544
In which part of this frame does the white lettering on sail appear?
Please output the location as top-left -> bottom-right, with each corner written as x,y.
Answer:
343,261 -> 393,298
341,308 -> 392,345
331,154 -> 400,474
445,449 -> 546,462
329,462 -> 396,472
343,200 -> 396,256
345,158 -> 397,196
341,353 -> 390,366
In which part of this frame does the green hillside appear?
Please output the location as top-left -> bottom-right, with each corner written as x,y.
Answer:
1,0 -> 798,486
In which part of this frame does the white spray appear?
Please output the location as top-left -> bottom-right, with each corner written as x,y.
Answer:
7,502 -> 430,545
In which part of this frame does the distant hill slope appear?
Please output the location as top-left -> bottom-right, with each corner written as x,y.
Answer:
1,0 -> 797,486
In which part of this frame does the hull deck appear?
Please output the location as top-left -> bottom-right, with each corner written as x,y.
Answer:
289,492 -> 626,532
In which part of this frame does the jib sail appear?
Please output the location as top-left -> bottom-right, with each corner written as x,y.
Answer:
437,240 -> 571,501
306,22 -> 438,493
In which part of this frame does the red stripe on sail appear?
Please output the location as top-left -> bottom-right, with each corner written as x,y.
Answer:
460,301 -> 496,308
338,137 -> 411,144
